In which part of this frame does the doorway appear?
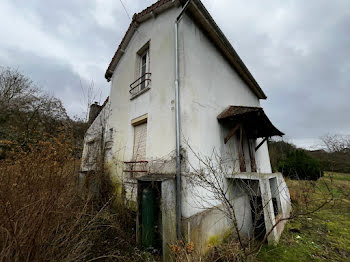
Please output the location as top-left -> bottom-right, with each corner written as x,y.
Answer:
250,196 -> 266,241
231,178 -> 266,241
138,181 -> 162,252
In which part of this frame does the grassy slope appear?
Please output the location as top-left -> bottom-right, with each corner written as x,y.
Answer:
257,172 -> 350,262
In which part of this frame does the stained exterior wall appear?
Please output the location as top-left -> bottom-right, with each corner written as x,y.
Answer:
178,13 -> 272,220
81,102 -> 111,173
227,172 -> 291,243
183,207 -> 232,253
107,7 -> 181,201
81,2 -> 288,258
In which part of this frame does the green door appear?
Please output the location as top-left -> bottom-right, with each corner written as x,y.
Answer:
141,187 -> 155,248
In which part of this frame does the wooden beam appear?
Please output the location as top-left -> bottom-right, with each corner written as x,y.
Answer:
255,137 -> 268,151
224,123 -> 240,144
248,139 -> 257,172
238,125 -> 246,172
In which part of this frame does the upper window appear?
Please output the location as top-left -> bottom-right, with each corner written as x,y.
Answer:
139,48 -> 149,90
130,42 -> 151,97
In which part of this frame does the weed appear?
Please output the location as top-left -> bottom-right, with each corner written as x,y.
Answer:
257,172 -> 350,262
0,137 -> 154,262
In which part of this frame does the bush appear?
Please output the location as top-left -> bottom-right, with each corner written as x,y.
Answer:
0,137 -> 149,262
268,140 -> 296,172
278,150 -> 323,180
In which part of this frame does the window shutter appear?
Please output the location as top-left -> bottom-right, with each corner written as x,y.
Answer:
133,122 -> 147,160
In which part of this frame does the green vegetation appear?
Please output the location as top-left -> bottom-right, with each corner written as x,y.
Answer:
278,150 -> 323,180
268,140 -> 324,180
310,150 -> 350,174
269,138 -> 350,174
268,140 -> 297,172
257,172 -> 350,262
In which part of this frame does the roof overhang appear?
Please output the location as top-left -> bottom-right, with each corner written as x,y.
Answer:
181,0 -> 266,99
105,0 -> 267,99
217,106 -> 284,138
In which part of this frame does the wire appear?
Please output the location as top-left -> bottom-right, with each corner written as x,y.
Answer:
118,0 -> 131,20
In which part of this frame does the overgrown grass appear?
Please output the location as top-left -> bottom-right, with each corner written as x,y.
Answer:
1,137 -> 349,262
0,137 -> 156,262
257,172 -> 350,262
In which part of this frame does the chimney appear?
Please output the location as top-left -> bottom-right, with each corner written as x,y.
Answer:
88,102 -> 102,125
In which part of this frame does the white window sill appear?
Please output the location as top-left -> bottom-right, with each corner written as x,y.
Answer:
130,86 -> 151,100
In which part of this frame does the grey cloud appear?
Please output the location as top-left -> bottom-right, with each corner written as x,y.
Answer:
0,47 -> 108,117
202,0 -> 350,147
1,0 -> 349,148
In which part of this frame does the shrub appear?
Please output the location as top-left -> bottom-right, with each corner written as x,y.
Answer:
268,140 -> 296,172
278,150 -> 323,180
0,137 -> 148,262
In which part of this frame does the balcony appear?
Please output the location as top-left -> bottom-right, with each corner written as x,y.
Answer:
130,73 -> 151,98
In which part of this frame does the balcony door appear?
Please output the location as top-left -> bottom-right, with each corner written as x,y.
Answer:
140,50 -> 149,90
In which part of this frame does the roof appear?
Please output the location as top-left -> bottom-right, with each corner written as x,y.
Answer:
105,0 -> 267,99
105,0 -> 174,80
217,106 -> 284,138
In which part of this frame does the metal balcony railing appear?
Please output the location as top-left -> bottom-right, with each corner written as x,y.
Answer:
123,160 -> 148,178
129,73 -> 151,95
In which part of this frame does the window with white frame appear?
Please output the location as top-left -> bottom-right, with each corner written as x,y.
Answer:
139,48 -> 149,90
130,43 -> 151,96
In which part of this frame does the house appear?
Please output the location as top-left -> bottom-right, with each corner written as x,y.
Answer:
80,0 -> 291,259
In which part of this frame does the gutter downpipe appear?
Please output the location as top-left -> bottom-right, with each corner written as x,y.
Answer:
175,0 -> 191,240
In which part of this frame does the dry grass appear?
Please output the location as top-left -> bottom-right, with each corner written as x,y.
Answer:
0,138 -> 79,261
2,136 -> 342,262
0,137 -> 149,262
287,179 -> 317,206
169,238 -> 248,262
258,172 -> 350,262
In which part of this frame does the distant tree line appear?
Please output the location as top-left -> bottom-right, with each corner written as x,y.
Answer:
0,67 -> 87,158
269,135 -> 350,180
310,134 -> 350,173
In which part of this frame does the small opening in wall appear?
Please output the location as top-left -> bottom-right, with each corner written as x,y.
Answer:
230,179 -> 266,241
269,177 -> 282,218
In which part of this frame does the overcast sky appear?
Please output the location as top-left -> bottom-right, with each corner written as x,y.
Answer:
0,0 -> 349,149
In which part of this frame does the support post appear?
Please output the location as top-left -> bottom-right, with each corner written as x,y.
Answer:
237,125 -> 246,172
248,139 -> 257,172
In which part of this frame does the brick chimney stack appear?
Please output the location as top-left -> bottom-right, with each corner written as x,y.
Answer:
88,102 -> 102,125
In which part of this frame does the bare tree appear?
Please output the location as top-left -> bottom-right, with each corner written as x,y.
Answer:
0,67 -> 68,148
316,134 -> 350,173
0,67 -> 38,106
180,141 -> 336,261
321,134 -> 350,153
79,79 -> 103,123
